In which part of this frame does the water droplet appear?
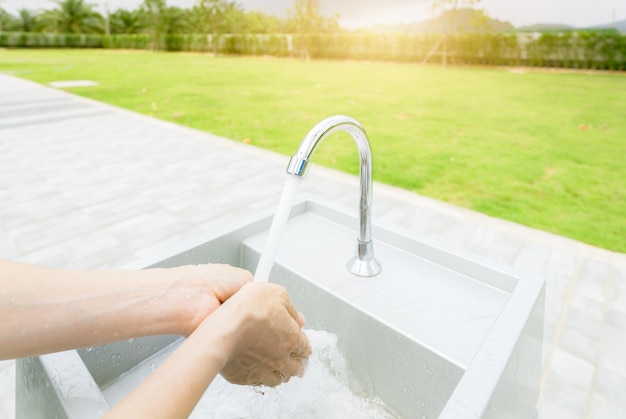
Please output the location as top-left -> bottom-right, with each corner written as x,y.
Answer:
127,338 -> 134,343
86,346 -> 93,352
150,362 -> 158,372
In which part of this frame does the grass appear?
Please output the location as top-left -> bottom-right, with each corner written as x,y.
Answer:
1,49 -> 625,253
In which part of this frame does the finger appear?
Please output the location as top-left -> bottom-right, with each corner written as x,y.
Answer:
285,354 -> 307,378
296,312 -> 306,328
279,290 -> 302,325
285,331 -> 311,377
274,370 -> 290,383
259,369 -> 285,387
294,329 -> 312,358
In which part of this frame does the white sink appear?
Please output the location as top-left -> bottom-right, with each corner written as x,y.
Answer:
17,199 -> 544,418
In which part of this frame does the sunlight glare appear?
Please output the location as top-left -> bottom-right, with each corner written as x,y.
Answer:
338,3 -> 431,29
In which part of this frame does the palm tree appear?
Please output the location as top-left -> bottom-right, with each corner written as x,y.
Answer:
164,6 -> 189,35
16,8 -> 38,32
0,7 -> 15,32
110,9 -> 143,34
222,1 -> 244,33
287,0 -> 338,60
240,11 -> 284,34
196,0 -> 236,55
42,0 -> 102,33
141,0 -> 167,49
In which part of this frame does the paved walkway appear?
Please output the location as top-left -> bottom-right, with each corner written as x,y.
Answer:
1,73 -> 625,419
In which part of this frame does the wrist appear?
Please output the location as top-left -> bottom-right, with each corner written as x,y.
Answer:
189,302 -> 243,367
166,264 -> 253,336
141,266 -> 215,337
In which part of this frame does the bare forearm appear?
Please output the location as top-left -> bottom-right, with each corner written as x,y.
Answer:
103,307 -> 237,419
103,281 -> 310,418
0,260 -> 194,359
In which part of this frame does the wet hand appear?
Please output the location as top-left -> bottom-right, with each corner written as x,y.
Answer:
218,282 -> 312,387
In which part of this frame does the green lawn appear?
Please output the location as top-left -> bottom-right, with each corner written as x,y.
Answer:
2,49 -> 624,253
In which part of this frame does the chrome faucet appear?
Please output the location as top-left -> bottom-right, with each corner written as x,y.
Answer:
286,115 -> 382,277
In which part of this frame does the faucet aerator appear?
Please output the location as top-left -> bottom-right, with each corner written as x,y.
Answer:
286,155 -> 310,178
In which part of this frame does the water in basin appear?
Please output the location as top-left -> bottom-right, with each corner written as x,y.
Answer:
102,329 -> 398,418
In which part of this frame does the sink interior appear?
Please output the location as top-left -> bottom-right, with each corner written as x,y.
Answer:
20,199 -> 543,419
241,202 -> 517,368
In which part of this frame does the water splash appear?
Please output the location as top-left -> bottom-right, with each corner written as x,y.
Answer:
102,331 -> 397,417
189,329 -> 398,418
254,175 -> 301,282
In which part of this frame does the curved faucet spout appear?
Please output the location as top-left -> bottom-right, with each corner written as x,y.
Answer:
286,115 -> 382,277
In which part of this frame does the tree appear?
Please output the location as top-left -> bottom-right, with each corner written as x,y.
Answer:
201,0 -> 227,54
240,11 -> 284,34
194,0 -> 243,55
163,6 -> 189,34
222,1 -> 244,34
41,0 -> 103,33
16,8 -> 39,32
109,9 -> 143,34
0,8 -> 16,32
141,0 -> 167,49
287,0 -> 338,60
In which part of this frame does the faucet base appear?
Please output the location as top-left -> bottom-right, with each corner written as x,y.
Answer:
347,240 -> 382,277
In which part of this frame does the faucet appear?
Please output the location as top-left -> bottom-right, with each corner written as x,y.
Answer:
286,115 -> 382,277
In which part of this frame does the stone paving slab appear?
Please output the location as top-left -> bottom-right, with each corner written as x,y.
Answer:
1,73 -> 625,418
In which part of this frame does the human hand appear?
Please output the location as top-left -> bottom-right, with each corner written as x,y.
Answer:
102,281 -> 309,418
217,282 -> 312,387
154,264 -> 253,336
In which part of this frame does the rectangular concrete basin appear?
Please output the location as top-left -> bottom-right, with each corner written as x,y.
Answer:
17,199 -> 544,418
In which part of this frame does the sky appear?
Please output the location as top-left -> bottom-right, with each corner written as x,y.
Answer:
2,0 -> 624,29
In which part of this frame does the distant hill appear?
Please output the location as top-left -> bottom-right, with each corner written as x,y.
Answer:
516,23 -> 577,32
362,10 -> 626,35
366,8 -> 515,33
586,18 -> 626,33
516,19 -> 626,34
